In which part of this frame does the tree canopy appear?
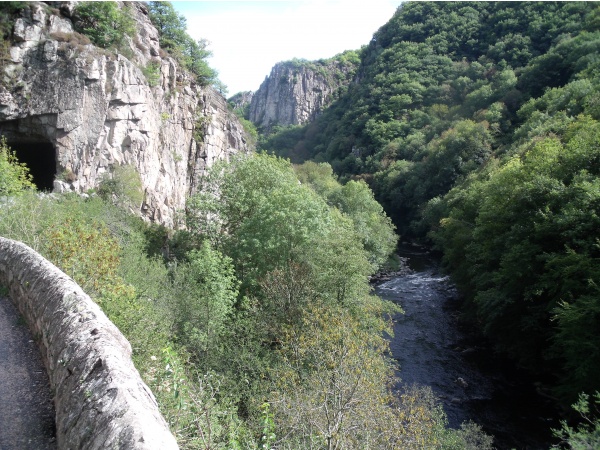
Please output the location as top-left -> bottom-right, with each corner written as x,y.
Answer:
74,1 -> 135,49
255,1 -> 600,408
147,1 -> 219,87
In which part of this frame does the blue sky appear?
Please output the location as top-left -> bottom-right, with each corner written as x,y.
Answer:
172,1 -> 400,95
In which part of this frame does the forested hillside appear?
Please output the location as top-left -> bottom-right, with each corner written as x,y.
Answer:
259,1 -> 600,410
3,0 -> 600,447
0,2 -> 497,447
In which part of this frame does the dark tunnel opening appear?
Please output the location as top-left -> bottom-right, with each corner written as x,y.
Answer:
5,137 -> 57,191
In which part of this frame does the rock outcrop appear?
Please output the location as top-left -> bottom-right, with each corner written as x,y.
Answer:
248,54 -> 358,130
228,90 -> 253,112
0,2 -> 250,227
0,236 -> 179,450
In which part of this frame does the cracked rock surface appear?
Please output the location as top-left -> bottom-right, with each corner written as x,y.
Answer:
0,1 -> 250,228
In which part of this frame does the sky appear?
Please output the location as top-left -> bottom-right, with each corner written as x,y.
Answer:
172,1 -> 400,95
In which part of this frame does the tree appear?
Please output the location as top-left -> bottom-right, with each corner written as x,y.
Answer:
553,392 -> 600,449
295,161 -> 398,270
147,1 -> 188,51
74,2 -> 134,49
335,180 -> 398,270
431,116 -> 600,403
270,304 -> 492,449
148,1 -> 218,86
172,241 -> 239,366
187,154 -> 332,294
270,304 -> 399,449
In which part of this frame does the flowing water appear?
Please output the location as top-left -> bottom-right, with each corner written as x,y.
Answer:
375,245 -> 559,450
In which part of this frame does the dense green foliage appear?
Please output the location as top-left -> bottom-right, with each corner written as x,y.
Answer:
255,0 -> 600,421
97,163 -> 144,211
6,0 -> 600,444
294,161 -> 398,270
0,154 -> 491,447
261,2 -> 597,231
182,153 -> 489,448
73,2 -> 135,49
0,137 -> 34,195
147,1 -> 218,87
431,117 -> 600,402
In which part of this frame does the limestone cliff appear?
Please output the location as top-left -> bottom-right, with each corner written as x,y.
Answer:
248,53 -> 359,130
0,2 -> 250,227
228,90 -> 254,112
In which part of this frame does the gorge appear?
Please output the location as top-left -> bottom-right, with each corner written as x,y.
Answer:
1,1 -> 600,449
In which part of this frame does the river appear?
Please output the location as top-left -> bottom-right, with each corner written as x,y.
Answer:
374,245 -> 559,450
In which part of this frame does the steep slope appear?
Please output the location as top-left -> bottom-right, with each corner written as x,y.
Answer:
0,2 -> 250,227
248,52 -> 359,130
261,2 -> 595,230
258,1 -> 600,406
228,90 -> 253,112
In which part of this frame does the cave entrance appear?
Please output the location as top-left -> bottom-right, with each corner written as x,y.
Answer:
5,137 -> 57,191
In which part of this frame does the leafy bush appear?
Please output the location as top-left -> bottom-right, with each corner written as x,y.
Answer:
0,136 -> 34,195
141,61 -> 161,87
553,392 -> 600,449
97,164 -> 144,211
172,241 -> 239,367
74,1 -> 135,49
45,218 -> 122,295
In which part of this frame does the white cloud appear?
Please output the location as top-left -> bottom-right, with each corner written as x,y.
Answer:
175,1 -> 399,95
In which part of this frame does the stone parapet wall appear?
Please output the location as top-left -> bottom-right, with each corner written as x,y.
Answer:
0,237 -> 178,450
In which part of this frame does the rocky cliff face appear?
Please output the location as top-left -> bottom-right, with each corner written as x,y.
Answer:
228,90 -> 253,112
248,55 -> 358,130
0,2 -> 250,227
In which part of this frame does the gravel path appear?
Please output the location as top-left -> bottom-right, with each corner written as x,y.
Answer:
0,295 -> 56,450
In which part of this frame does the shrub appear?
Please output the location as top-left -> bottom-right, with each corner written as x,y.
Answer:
74,2 -> 135,49
97,164 -> 144,211
142,61 -> 161,87
45,218 -> 122,295
49,31 -> 91,48
0,136 -> 34,195
553,392 -> 600,449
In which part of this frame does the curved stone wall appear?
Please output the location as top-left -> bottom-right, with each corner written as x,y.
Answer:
0,237 -> 178,450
